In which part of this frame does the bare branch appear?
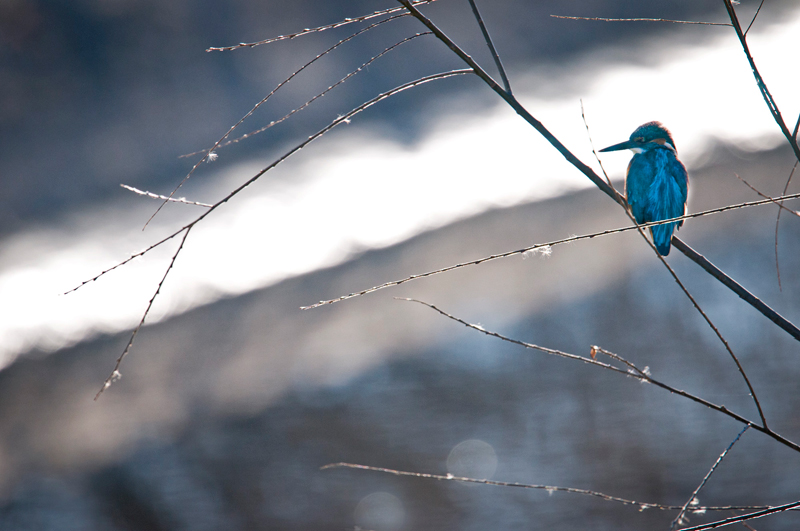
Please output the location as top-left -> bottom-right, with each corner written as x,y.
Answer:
69,71 -> 476,379
793,113 -> 800,141
95,228 -> 192,399
398,297 -> 800,453
64,228 -> 188,295
744,0 -> 766,36
120,184 -> 212,208
736,170 -> 800,290
590,346 -> 648,377
146,14 -> 407,229
301,190 -> 800,310
723,0 -> 800,162
658,249 -> 768,427
736,174 -> 800,219
206,0 -> 437,52
72,69 -> 467,392
670,425 -> 750,530
679,500 -> 800,530
580,100 -> 622,201
322,462 -> 781,513
550,15 -> 730,26
181,31 -> 432,159
467,0 -> 511,94
775,162 -> 799,290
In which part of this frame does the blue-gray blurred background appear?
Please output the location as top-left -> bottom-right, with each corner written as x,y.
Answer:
1,1 -> 800,529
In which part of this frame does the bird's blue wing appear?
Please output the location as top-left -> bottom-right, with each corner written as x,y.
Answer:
647,150 -> 688,255
625,156 -> 651,225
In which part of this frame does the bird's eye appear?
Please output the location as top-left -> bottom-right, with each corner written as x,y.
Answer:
634,137 -> 645,143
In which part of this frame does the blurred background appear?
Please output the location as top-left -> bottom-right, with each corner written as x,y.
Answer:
1,0 -> 800,529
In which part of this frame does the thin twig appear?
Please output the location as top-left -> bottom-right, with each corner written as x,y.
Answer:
322,462 -> 781,513
397,0 -> 800,344
550,15 -> 730,26
581,99 -> 617,194
120,184 -> 212,208
206,0 -> 436,52
300,190 -> 800,310
723,0 -> 800,163
744,0 -> 766,36
670,425 -> 750,530
590,346 -> 648,376
69,72 -> 473,294
679,500 -> 800,530
467,0 -> 511,94
735,174 -> 800,219
146,14 -> 407,229
78,71 -> 473,394
639,224 -> 769,428
736,170 -> 800,291
181,31 -> 431,159
64,228 -> 188,295
399,298 -> 800,452
775,161 -> 798,291
95,228 -> 192,399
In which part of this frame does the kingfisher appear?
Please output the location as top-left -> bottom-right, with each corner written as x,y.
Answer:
600,121 -> 688,255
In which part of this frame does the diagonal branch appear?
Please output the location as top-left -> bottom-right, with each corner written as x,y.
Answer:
679,499 -> 800,530
744,0 -> 766,36
69,70 -> 473,297
467,0 -> 511,94
181,31 -> 431,159
95,228 -> 192,399
550,15 -> 730,26
321,462 -> 784,513
80,71 -> 473,394
120,184 -> 212,208
723,0 -> 800,162
399,297 -> 800,453
793,113 -> 800,141
301,191 -> 800,311
671,238 -> 800,342
206,0 -> 437,52
146,14 -> 408,229
736,173 -> 800,219
397,0 -> 800,344
670,425 -> 750,530
775,161 -> 799,290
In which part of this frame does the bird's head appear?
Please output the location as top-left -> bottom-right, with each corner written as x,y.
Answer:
599,121 -> 677,154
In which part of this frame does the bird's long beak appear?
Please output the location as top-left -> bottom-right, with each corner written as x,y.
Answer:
599,140 -> 637,152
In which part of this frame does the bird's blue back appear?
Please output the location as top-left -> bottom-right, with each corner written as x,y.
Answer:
626,146 -> 688,255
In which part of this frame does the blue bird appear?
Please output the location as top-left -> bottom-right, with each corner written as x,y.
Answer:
600,121 -> 689,255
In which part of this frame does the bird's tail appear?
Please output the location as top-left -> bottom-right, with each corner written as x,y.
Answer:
650,223 -> 676,255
